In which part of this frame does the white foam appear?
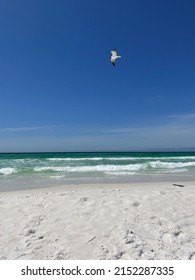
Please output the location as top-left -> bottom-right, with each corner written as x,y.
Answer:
47,157 -> 141,162
142,156 -> 195,160
47,157 -> 104,161
149,161 -> 195,169
50,175 -> 65,179
105,157 -> 136,161
46,156 -> 195,163
166,168 -> 188,173
0,167 -> 17,175
34,163 -> 147,173
105,171 -> 136,175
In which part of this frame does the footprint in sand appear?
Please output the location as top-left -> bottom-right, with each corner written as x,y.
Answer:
101,190 -> 107,193
150,216 -> 162,226
77,197 -> 91,206
96,245 -> 109,259
54,250 -> 70,260
173,230 -> 182,237
189,252 -> 195,260
59,193 -> 68,196
37,235 -> 44,240
26,229 -> 36,236
124,229 -> 135,244
132,201 -> 140,207
111,251 -> 125,260
124,229 -> 148,258
20,215 -> 46,237
160,191 -> 166,195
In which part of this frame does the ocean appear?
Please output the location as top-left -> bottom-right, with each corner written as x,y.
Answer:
1,151 -> 195,191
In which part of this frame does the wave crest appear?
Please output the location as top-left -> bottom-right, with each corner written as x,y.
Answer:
0,168 -> 17,175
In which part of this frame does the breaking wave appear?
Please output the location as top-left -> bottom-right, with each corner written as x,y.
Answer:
34,163 -> 146,173
149,161 -> 195,169
0,168 -> 18,176
1,153 -> 195,178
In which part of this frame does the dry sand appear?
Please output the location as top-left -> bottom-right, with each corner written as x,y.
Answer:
0,181 -> 195,260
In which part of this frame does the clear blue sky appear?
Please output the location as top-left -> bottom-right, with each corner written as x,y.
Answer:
0,0 -> 195,152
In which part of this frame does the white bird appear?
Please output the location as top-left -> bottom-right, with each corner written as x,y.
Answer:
110,49 -> 121,66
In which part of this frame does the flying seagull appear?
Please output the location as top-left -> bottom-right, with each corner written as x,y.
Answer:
110,49 -> 121,66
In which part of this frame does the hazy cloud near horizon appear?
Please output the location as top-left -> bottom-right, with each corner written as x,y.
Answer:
0,113 -> 195,152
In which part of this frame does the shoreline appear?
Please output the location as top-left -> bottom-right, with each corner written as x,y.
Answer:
0,181 -> 195,260
1,173 -> 195,192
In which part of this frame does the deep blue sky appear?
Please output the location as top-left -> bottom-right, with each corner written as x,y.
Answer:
0,0 -> 195,152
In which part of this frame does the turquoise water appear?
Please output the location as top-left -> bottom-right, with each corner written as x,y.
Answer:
1,152 -> 195,190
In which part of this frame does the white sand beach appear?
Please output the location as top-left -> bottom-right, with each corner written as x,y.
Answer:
0,181 -> 195,260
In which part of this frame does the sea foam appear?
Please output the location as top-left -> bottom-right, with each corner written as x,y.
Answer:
149,161 -> 195,169
34,163 -> 147,173
0,167 -> 17,175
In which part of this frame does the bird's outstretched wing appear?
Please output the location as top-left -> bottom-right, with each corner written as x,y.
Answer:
111,49 -> 117,57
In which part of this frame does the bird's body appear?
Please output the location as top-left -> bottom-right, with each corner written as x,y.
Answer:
110,49 -> 121,66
